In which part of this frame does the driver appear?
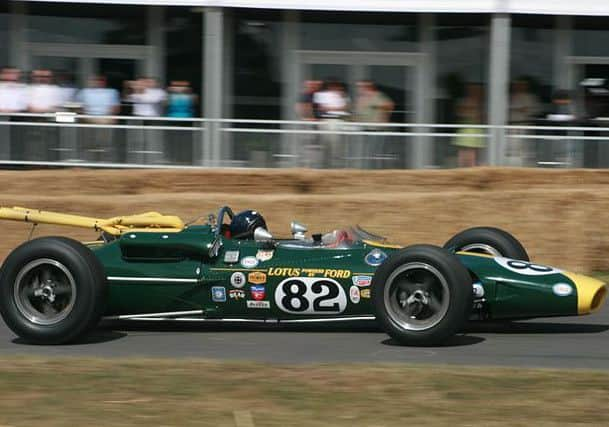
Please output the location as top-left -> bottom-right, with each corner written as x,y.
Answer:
228,210 -> 267,239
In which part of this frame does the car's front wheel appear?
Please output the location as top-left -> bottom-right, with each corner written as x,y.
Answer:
0,237 -> 107,344
372,245 -> 472,346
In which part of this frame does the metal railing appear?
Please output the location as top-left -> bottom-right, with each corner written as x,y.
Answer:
2,112 -> 609,169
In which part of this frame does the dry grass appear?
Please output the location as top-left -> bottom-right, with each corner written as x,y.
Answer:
0,356 -> 607,426
2,167 -> 609,271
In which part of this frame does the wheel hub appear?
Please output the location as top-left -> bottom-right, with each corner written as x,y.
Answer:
33,282 -> 56,303
402,289 -> 429,317
13,258 -> 77,326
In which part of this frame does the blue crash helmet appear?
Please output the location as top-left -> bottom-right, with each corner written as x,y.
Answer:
229,210 -> 267,239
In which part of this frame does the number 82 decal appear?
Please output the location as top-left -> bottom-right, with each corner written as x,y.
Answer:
274,277 -> 347,314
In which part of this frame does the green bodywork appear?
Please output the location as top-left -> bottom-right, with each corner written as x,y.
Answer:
87,222 -> 589,321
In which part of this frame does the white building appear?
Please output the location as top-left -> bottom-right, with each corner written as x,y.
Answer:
2,1 -> 609,167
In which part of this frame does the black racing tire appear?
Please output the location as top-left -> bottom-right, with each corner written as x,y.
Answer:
443,227 -> 529,261
0,237 -> 107,344
372,244 -> 472,346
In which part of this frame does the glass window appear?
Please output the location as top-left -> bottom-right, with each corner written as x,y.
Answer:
435,14 -> 489,125
165,7 -> 203,116
27,2 -> 146,45
0,4 -> 8,67
300,12 -> 418,52
573,17 -> 609,57
510,15 -> 554,118
232,9 -> 282,119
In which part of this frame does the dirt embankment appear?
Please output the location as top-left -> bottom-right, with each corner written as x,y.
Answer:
1,167 -> 609,272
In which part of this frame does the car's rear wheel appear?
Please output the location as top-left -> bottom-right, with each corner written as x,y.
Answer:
372,245 -> 472,346
443,227 -> 529,261
0,237 -> 106,344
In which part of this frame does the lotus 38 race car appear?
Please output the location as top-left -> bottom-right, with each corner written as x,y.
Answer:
0,205 -> 606,346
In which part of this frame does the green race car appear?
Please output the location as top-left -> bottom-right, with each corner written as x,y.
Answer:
0,205 -> 606,346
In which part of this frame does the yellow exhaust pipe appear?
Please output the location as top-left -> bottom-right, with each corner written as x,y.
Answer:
0,206 -> 185,236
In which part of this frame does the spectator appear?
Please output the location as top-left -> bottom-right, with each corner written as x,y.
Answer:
129,77 -> 167,117
296,80 -> 321,121
541,90 -> 576,166
167,80 -> 196,118
295,80 -> 323,167
126,77 -> 167,164
0,67 -> 28,113
354,80 -> 394,125
28,69 -> 61,114
354,80 -> 394,168
56,71 -> 78,109
314,79 -> 350,168
453,83 -> 485,167
507,79 -> 540,165
77,75 -> 120,117
76,75 -> 121,162
166,80 -> 197,163
547,89 -> 575,121
0,66 -> 28,161
24,69 -> 62,161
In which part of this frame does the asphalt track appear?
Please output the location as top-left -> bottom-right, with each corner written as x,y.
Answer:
1,308 -> 609,369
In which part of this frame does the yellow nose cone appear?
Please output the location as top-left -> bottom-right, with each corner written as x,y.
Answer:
563,272 -> 608,315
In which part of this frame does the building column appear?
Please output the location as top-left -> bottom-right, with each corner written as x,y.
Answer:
554,16 -> 572,90
281,10 -> 300,166
487,13 -> 511,166
412,13 -> 436,168
146,6 -> 166,82
4,2 -> 28,162
9,1 -> 27,71
203,7 -> 224,166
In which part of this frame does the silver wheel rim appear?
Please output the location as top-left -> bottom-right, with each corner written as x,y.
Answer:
13,258 -> 77,326
383,262 -> 450,331
459,243 -> 502,257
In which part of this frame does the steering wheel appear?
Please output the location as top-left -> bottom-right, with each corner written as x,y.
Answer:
215,206 -> 235,237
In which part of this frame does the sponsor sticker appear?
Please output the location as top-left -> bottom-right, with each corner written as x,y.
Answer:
349,286 -> 361,304
229,289 -> 246,300
240,256 -> 259,269
256,249 -> 274,262
230,272 -> 246,288
224,250 -> 240,264
301,268 -> 325,277
267,267 -> 351,278
365,249 -> 388,266
251,285 -> 266,301
360,288 -> 371,299
247,300 -> 270,309
552,283 -> 573,297
248,271 -> 267,285
352,275 -> 372,287
211,286 -> 226,302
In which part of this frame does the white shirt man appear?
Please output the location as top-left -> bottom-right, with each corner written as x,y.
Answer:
313,89 -> 349,119
28,70 -> 62,113
0,68 -> 28,113
130,79 -> 167,117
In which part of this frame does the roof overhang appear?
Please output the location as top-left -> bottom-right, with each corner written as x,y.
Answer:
20,0 -> 609,16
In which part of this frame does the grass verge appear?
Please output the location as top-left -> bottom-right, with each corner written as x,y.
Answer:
0,357 -> 607,426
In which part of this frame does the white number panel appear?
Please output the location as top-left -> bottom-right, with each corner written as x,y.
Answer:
274,277 -> 348,314
494,257 -> 561,276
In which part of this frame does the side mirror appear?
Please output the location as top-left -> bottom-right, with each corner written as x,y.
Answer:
291,221 -> 308,240
254,227 -> 274,242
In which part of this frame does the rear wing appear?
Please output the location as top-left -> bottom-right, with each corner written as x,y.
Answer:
0,206 -> 185,236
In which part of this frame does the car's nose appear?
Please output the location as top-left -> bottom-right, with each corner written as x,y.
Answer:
564,272 -> 608,315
